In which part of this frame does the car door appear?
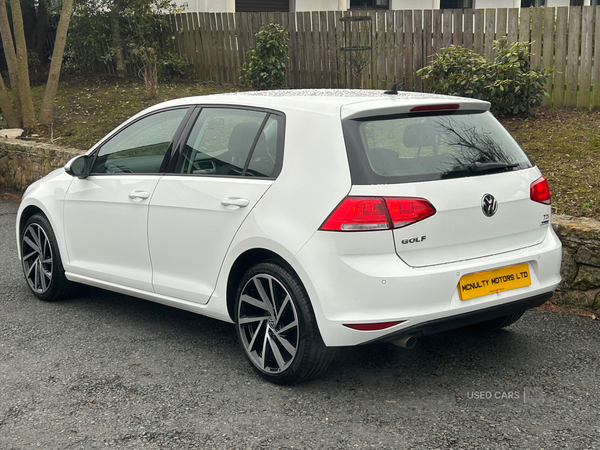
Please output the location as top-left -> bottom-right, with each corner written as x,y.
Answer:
148,106 -> 284,304
63,107 -> 191,291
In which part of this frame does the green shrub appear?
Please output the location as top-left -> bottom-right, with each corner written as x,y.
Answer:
239,22 -> 290,90
417,38 -> 553,115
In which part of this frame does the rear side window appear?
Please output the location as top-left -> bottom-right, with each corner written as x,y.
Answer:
343,111 -> 532,185
176,107 -> 283,178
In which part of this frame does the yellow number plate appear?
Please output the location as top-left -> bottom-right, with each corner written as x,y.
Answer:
458,263 -> 531,301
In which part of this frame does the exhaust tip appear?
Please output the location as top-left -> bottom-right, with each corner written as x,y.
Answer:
392,335 -> 418,349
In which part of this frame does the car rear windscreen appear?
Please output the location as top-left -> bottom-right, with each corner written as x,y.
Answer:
342,110 -> 533,185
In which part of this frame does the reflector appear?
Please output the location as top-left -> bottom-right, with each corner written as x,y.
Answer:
343,321 -> 403,331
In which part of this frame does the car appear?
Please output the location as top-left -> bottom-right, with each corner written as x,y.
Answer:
16,89 -> 562,384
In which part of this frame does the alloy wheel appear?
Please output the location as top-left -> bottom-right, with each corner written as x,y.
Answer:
237,274 -> 300,374
22,223 -> 54,294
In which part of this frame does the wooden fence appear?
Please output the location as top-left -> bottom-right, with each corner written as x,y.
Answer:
164,7 -> 600,108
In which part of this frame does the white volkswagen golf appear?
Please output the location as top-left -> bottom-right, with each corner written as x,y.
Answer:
17,89 -> 562,383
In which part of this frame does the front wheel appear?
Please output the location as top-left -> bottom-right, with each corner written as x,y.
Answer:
235,262 -> 335,384
21,214 -> 77,302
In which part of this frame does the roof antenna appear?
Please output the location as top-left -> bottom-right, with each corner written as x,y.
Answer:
384,83 -> 398,95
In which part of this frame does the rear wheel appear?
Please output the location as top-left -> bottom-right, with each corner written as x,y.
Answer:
468,311 -> 525,332
21,214 -> 77,302
235,261 -> 335,384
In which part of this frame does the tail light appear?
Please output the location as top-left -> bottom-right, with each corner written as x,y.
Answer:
320,197 -> 436,231
530,176 -> 551,205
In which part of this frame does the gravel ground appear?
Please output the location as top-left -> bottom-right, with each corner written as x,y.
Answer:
1,193 -> 599,449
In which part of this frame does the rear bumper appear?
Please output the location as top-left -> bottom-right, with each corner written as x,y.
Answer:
292,225 -> 562,347
361,292 -> 552,345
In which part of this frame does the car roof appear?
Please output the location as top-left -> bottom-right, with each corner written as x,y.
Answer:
140,89 -> 490,120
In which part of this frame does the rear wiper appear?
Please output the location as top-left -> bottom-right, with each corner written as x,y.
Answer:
470,162 -> 519,173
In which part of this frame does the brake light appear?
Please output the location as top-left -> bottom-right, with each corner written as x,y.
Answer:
410,104 -> 460,113
530,176 -> 551,205
320,197 -> 436,231
320,198 -> 390,231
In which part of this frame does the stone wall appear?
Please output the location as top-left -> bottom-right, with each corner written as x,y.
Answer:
0,139 -> 83,191
552,216 -> 600,309
0,139 -> 599,310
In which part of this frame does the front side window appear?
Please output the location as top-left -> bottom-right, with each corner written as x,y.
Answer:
176,107 -> 282,178
91,108 -> 188,174
343,111 -> 532,185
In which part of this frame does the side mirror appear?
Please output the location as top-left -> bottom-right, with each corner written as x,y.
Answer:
65,154 -> 91,179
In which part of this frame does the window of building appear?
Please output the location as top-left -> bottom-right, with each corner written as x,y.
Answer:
350,0 -> 389,10
236,0 -> 289,12
521,0 -> 545,7
440,0 -> 474,8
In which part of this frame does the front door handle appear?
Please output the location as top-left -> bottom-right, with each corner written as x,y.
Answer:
129,191 -> 150,201
221,197 -> 250,208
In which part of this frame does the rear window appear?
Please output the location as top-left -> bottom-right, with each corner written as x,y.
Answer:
342,110 -> 533,185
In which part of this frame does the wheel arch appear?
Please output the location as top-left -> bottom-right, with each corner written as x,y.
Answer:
18,205 -> 45,236
17,203 -> 69,269
226,248 -> 298,322
17,205 -> 46,260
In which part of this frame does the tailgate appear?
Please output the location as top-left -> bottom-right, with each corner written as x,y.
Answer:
349,167 -> 551,268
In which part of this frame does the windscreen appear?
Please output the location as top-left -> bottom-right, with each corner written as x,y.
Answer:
343,110 -> 533,185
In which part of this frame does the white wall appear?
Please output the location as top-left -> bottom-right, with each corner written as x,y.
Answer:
391,0 -> 516,9
390,0 -> 435,9
476,0 -> 516,8
547,0 -> 581,6
174,0 -> 586,12
294,0 -> 341,11
174,0 -> 234,12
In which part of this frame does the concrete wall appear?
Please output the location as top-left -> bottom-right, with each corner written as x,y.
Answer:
1,139 -> 598,310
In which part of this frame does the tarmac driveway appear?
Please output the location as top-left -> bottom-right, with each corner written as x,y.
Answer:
1,191 -> 599,449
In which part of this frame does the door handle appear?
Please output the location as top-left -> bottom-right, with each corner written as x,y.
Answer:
221,197 -> 250,208
128,191 -> 150,201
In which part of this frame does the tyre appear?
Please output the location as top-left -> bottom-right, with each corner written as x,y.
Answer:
21,214 -> 77,302
468,311 -> 525,332
235,261 -> 335,384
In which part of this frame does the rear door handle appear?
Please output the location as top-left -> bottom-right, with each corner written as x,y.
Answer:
221,197 -> 250,208
129,191 -> 150,201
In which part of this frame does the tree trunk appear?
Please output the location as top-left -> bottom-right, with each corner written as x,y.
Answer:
0,75 -> 19,128
0,0 -> 22,121
39,0 -> 74,126
9,0 -> 36,129
109,1 -> 127,78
